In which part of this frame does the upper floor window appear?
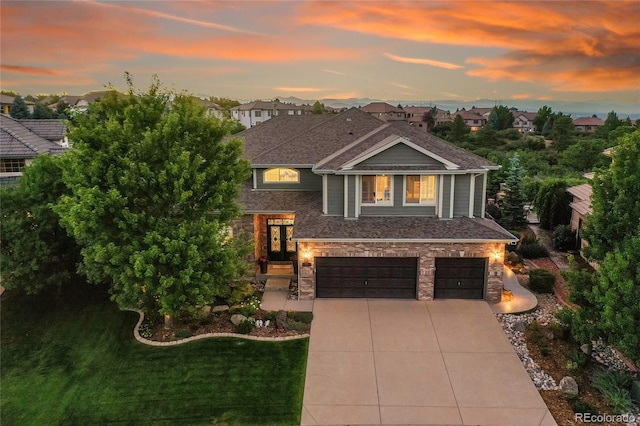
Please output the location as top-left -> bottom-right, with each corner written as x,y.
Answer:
264,168 -> 299,183
405,175 -> 436,205
362,175 -> 392,205
255,110 -> 262,117
1,159 -> 26,173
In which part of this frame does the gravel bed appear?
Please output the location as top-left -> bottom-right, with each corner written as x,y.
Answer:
496,293 -> 638,391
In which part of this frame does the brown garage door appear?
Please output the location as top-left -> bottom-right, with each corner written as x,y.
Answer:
316,257 -> 417,298
434,258 -> 486,299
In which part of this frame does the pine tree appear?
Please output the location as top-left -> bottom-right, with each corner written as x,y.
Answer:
500,152 -> 528,229
10,96 -> 31,119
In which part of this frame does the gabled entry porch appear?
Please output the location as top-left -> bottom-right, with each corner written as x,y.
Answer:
252,213 -> 298,280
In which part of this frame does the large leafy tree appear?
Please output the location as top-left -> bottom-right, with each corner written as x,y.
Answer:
487,105 -> 514,131
500,152 -> 528,229
549,113 -> 575,151
54,78 -> 252,326
582,130 -> 640,261
0,155 -> 80,294
533,178 -> 573,230
533,105 -> 553,133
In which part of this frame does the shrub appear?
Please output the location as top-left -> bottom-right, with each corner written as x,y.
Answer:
519,242 -> 549,258
568,348 -> 588,368
236,319 -> 255,334
505,251 -> 522,266
591,369 -> 636,414
553,224 -> 576,251
227,282 -> 255,306
264,311 -> 277,321
288,311 -> 313,324
528,269 -> 556,293
570,399 -> 599,415
239,296 -> 260,317
286,320 -> 310,332
547,321 -> 569,340
174,329 -> 192,339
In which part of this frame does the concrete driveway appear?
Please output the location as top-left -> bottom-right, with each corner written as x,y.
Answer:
301,299 -> 556,426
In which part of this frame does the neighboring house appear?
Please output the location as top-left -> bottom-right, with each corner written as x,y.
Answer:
0,94 -> 35,115
573,117 -> 604,134
512,111 -> 537,133
197,99 -> 224,119
403,106 -> 450,131
0,114 -> 68,185
234,107 -> 517,303
64,90 -> 117,113
450,110 -> 486,131
231,100 -> 313,128
360,102 -> 406,122
567,183 -> 592,252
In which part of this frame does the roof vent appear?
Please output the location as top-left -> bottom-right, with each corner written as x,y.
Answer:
348,131 -> 354,135
346,118 -> 352,121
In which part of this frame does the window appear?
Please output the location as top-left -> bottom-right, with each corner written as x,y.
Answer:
0,159 -> 25,173
405,175 -> 436,205
264,168 -> 299,183
255,110 -> 262,117
361,175 -> 392,205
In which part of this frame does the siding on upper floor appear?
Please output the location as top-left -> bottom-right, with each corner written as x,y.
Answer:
453,174 -> 471,217
473,174 -> 485,218
254,167 -> 322,190
326,174 -> 344,215
358,143 -> 444,167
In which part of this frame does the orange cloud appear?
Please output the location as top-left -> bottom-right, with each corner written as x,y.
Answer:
298,1 -> 640,92
0,65 -> 59,76
383,53 -> 462,70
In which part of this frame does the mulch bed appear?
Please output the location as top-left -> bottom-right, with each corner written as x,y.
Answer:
147,310 -> 308,342
525,257 -> 578,309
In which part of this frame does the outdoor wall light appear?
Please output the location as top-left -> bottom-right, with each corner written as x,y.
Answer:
302,249 -> 312,266
493,250 -> 501,260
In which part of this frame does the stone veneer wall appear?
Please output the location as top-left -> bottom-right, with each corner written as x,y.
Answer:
233,215 -> 256,262
297,241 -> 504,303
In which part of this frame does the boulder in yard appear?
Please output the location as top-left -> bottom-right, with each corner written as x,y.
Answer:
559,376 -> 579,397
276,310 -> 288,330
230,314 -> 247,326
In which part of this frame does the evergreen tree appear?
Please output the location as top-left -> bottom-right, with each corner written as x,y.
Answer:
488,105 -> 514,131
533,105 -> 552,133
500,152 -> 528,228
312,100 -> 325,114
10,96 -> 31,119
449,114 -> 470,142
533,178 -> 573,230
32,103 -> 54,119
549,113 -> 575,151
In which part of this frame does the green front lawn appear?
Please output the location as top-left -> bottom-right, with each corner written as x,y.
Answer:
1,284 -> 309,425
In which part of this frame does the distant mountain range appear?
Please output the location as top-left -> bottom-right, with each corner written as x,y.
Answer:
242,96 -> 640,119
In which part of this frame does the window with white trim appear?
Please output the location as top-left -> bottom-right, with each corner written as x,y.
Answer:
361,175 -> 392,205
405,175 -> 436,205
263,168 -> 299,183
0,159 -> 25,173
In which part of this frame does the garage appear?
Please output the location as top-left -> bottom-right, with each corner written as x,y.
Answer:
315,257 -> 417,298
434,258 -> 487,299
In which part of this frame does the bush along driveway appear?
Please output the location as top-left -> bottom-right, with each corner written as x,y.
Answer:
1,284 -> 309,425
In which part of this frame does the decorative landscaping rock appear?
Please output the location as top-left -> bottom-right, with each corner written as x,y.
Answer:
276,310 -> 288,330
545,331 -> 555,340
212,305 -> 229,313
580,343 -> 592,355
514,321 -> 528,333
230,314 -> 247,326
202,305 -> 212,316
559,376 -> 579,397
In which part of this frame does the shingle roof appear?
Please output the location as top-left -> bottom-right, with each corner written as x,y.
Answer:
567,183 -> 592,201
240,108 -> 497,171
360,102 -> 404,114
573,117 -> 604,126
0,114 -> 67,158
17,119 -> 66,141
237,182 -> 516,242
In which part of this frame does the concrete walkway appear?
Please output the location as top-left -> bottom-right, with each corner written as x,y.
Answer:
302,299 -> 556,425
491,266 -> 538,314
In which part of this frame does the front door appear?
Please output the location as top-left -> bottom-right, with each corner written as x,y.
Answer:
267,218 -> 296,261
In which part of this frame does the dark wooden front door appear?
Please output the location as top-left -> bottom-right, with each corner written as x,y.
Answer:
434,258 -> 486,299
315,257 -> 417,298
267,218 -> 296,261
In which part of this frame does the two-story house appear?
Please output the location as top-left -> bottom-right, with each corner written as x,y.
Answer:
573,116 -> 604,134
512,111 -> 537,133
231,100 -> 313,128
234,108 -> 517,303
360,102 -> 406,122
0,114 -> 68,185
450,110 -> 486,131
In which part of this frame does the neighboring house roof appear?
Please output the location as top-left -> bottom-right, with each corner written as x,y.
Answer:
567,183 -> 593,216
573,117 -> 604,126
16,119 -> 66,141
360,102 -> 404,114
513,111 -> 537,121
0,94 -> 16,104
451,110 -> 485,121
232,100 -> 312,112
0,114 -> 67,158
237,182 -> 516,242
241,108 -> 497,171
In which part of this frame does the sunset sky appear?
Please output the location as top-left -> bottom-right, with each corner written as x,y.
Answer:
1,0 -> 639,107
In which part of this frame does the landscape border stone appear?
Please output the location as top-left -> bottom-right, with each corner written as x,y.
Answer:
128,309 -> 309,347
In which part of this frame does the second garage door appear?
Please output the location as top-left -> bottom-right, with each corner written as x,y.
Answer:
316,257 -> 417,298
434,258 -> 487,299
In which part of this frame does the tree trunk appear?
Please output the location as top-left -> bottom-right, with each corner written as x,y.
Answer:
163,314 -> 173,330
